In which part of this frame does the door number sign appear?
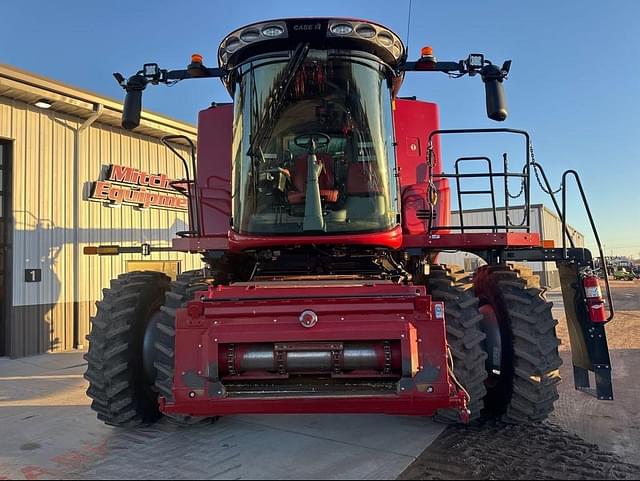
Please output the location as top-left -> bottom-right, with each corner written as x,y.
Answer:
25,269 -> 42,283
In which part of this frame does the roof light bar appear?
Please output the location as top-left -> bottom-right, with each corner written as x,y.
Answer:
218,18 -> 405,71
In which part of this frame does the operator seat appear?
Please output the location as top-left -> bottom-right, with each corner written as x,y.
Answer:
287,153 -> 339,204
345,162 -> 386,221
346,162 -> 383,195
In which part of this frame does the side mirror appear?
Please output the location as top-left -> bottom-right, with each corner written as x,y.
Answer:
122,75 -> 147,130
481,64 -> 508,121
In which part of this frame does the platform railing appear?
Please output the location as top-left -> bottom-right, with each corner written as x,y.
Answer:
426,128 -> 531,234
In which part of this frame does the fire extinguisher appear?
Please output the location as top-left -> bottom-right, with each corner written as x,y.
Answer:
583,274 -> 607,323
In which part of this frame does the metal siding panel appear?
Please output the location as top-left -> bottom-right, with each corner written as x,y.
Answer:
5,98 -> 204,356
540,205 -> 585,287
9,307 -> 19,357
8,102 -> 76,354
445,205 -> 590,283
66,121 -> 77,348
59,119 -> 72,349
3,88 -> 202,356
11,101 -> 26,355
527,205 -> 543,274
541,207 -> 553,286
79,123 -> 98,322
83,124 -> 108,311
0,97 -> 12,138
55,115 -> 74,351
452,206 -> 534,231
536,205 -> 550,287
25,106 -> 41,353
39,111 -> 53,351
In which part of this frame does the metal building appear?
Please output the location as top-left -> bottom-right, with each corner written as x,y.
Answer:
0,64 -> 202,357
439,204 -> 584,288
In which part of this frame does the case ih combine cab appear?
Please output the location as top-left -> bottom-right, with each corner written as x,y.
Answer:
85,18 -> 614,426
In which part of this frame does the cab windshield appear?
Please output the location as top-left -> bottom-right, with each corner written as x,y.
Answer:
232,49 -> 398,235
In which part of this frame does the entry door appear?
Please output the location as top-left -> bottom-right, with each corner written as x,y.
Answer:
0,141 -> 10,356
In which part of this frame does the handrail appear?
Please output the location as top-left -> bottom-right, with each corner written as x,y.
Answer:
161,135 -> 201,237
427,128 -> 531,234
561,170 -> 615,322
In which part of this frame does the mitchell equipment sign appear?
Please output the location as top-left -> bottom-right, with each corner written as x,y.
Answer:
89,164 -> 189,211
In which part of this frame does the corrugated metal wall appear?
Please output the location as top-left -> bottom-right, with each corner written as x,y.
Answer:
539,206 -> 584,288
438,205 -> 585,288
0,95 -> 203,357
540,205 -> 584,248
439,205 -> 544,274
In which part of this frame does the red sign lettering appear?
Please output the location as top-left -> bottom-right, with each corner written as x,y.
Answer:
88,164 -> 188,212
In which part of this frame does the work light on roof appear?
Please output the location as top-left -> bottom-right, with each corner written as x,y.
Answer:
225,37 -> 241,53
377,32 -> 394,47
240,29 -> 261,42
330,23 -> 354,35
355,24 -> 376,38
262,25 -> 285,37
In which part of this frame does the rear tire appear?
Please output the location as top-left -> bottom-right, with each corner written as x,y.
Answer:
427,265 -> 488,423
84,271 -> 170,427
474,264 -> 562,423
154,269 -> 216,425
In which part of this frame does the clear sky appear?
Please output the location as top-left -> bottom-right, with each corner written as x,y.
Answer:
1,0 -> 639,257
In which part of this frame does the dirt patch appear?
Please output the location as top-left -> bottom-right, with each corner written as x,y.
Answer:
399,420 -> 640,480
552,348 -> 640,465
556,311 -> 640,352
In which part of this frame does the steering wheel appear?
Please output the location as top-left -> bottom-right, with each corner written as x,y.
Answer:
294,132 -> 331,152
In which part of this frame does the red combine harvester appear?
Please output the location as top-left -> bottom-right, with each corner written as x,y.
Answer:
85,18 -> 614,426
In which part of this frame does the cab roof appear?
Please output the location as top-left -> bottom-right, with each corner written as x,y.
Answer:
218,17 -> 406,71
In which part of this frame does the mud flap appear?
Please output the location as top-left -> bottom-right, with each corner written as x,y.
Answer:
557,262 -> 613,401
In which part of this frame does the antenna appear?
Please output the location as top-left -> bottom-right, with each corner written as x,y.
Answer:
405,0 -> 413,57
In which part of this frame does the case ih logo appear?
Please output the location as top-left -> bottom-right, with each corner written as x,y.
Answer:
293,23 -> 322,31
89,164 -> 189,211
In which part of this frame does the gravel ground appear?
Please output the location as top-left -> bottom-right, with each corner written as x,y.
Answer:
400,280 -> 640,480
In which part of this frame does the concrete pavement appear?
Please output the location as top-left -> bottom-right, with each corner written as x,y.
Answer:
0,352 -> 445,480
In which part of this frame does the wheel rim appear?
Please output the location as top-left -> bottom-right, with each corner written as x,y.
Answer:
142,310 -> 164,384
479,303 -> 502,379
477,293 -> 513,413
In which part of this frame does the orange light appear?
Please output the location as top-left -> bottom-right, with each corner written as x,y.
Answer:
421,46 -> 434,58
191,53 -> 203,64
542,240 -> 555,248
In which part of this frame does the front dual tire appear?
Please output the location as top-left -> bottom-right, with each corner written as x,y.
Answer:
428,264 -> 562,424
84,270 -> 214,427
